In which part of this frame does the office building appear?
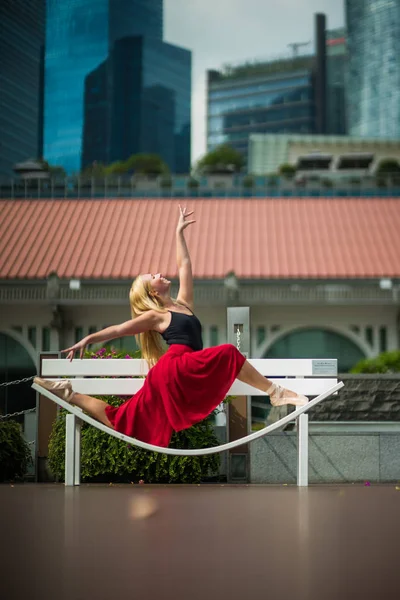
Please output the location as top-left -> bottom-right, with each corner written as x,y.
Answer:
206,14 -> 337,162
82,36 -> 191,173
43,0 -> 190,174
326,27 -> 347,135
346,0 -> 400,138
0,0 -> 45,177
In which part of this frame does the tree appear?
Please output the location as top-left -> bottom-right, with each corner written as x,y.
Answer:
81,161 -> 106,177
196,144 -> 244,175
105,153 -> 169,177
38,158 -> 67,178
279,163 -> 296,178
375,159 -> 400,186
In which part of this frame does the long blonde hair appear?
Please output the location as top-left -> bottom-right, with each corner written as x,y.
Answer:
129,275 -> 168,368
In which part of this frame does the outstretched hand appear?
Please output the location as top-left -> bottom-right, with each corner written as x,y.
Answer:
176,205 -> 196,234
61,339 -> 88,361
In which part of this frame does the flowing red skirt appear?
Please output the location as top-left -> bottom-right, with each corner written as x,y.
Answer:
105,344 -> 246,448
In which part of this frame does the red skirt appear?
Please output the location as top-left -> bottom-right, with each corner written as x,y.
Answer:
105,344 -> 246,448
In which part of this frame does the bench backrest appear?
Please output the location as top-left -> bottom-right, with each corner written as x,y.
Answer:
41,358 -> 338,397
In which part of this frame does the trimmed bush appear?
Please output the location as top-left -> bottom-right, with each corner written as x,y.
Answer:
351,351 -> 400,374
48,347 -> 221,483
0,420 -> 32,482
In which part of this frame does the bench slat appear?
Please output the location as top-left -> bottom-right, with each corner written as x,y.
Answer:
41,358 -> 337,377
57,377 -> 337,397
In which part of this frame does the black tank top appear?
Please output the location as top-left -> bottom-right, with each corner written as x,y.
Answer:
161,307 -> 203,351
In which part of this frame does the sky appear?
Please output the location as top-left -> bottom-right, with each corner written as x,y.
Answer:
164,0 -> 345,163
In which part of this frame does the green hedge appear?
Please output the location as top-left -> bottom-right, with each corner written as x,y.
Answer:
351,350 -> 400,374
48,347 -> 221,483
0,420 -> 32,482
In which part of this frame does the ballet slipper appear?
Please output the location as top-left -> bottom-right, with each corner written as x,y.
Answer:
34,377 -> 76,403
266,382 -> 308,407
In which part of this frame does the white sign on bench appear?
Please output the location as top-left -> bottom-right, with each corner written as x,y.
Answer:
33,357 -> 343,487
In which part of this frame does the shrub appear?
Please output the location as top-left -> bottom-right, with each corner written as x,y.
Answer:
0,420 -> 32,482
350,350 -> 400,374
242,175 -> 254,188
48,347 -> 221,483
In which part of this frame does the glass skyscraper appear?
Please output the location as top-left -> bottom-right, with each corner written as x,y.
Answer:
346,0 -> 400,138
0,0 -> 45,177
82,36 -> 191,173
44,0 -> 191,174
207,57 -> 316,160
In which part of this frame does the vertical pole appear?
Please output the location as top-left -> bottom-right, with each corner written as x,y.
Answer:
65,414 -> 76,487
227,307 -> 250,482
74,419 -> 81,486
297,414 -> 309,487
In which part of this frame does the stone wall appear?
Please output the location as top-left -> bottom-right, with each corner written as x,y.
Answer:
250,432 -> 400,484
307,375 -> 400,421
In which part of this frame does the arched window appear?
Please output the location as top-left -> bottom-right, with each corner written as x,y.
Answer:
0,333 -> 36,419
265,328 -> 366,373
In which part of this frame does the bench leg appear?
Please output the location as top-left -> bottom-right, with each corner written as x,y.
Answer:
297,413 -> 309,487
65,414 -> 81,486
74,418 -> 81,486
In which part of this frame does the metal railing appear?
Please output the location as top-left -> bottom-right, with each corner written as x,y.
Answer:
1,176 -> 400,199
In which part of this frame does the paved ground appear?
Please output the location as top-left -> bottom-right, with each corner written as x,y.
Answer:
1,483 -> 399,600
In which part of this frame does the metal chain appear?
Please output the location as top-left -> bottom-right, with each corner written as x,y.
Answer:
236,326 -> 241,352
0,407 -> 36,421
0,376 -> 35,388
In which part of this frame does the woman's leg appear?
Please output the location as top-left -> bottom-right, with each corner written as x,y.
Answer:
236,359 -> 307,406
34,377 -> 115,428
70,393 -> 115,429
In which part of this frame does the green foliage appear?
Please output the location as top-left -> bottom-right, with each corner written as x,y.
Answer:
242,175 -> 254,188
105,153 -> 169,176
351,351 -> 400,374
0,420 -> 32,482
279,163 -> 296,178
197,144 -> 244,174
187,177 -> 199,188
38,158 -> 67,178
376,159 -> 400,175
48,347 -> 221,483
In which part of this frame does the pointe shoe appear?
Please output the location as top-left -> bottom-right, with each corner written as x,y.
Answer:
34,377 -> 75,403
266,383 -> 308,407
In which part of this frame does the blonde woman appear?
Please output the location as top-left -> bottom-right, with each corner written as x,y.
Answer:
35,206 -> 308,447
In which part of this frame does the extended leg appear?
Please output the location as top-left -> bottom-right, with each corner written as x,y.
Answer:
236,359 -> 308,407
34,377 -> 114,428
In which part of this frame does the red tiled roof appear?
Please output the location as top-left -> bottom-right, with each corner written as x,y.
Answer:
0,198 -> 399,280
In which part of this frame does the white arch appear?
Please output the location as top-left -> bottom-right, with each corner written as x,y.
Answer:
255,324 -> 372,360
0,328 -> 37,366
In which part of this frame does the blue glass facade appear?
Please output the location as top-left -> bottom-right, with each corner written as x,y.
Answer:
82,37 -> 191,173
207,68 -> 315,159
0,0 -> 45,177
346,0 -> 400,138
44,0 -> 165,173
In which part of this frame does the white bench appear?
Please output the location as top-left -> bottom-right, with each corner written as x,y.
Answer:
33,357 -> 344,487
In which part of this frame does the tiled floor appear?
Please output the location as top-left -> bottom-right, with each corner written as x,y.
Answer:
2,483 -> 399,600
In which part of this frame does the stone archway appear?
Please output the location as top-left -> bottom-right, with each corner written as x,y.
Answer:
264,327 -> 366,373
0,332 -> 36,417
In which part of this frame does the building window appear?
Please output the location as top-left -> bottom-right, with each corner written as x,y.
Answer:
210,326 -> 218,347
42,327 -> 51,352
379,327 -> 387,352
365,326 -> 374,347
28,327 -> 37,348
75,327 -> 83,343
256,326 -> 266,346
266,328 -> 365,373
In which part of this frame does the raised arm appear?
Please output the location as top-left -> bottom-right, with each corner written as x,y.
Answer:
176,205 -> 196,309
62,310 -> 162,360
